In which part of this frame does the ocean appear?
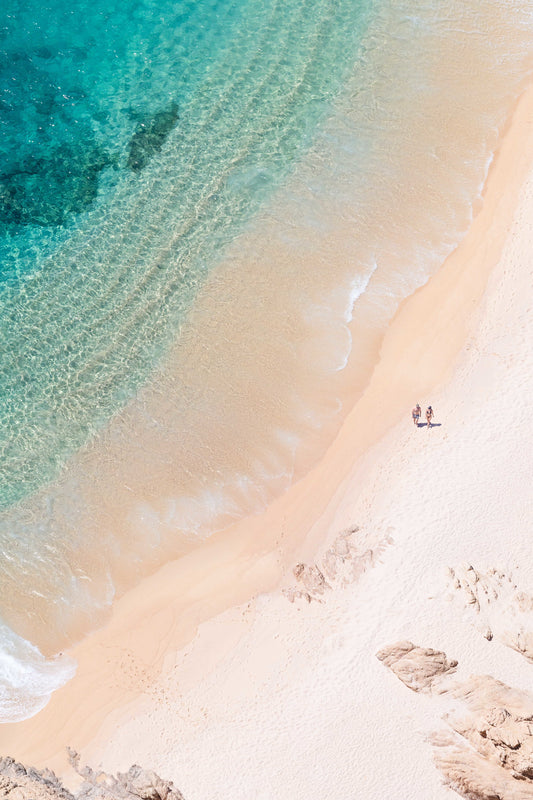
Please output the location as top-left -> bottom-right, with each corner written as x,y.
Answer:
0,0 -> 531,721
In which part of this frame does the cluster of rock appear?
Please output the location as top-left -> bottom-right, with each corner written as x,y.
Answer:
0,752 -> 185,800
284,525 -> 393,604
446,564 -> 533,661
378,640 -> 533,799
376,641 -> 458,693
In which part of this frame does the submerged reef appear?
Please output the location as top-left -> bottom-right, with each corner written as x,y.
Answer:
127,103 -> 179,173
0,50 -> 109,229
0,142 -> 109,227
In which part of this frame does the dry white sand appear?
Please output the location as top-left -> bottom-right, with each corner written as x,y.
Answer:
2,83 -> 533,800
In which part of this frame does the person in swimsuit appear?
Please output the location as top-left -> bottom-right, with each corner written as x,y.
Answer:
412,404 -> 421,426
426,405 -> 434,427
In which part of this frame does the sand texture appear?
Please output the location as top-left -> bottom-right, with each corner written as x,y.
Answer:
1,73 -> 533,800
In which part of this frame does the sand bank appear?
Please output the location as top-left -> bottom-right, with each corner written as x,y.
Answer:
2,79 -> 533,798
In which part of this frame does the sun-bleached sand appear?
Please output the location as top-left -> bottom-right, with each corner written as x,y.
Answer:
2,79 -> 533,798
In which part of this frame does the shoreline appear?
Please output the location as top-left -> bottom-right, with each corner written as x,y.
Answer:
2,78 -> 533,793
3,0 -> 531,662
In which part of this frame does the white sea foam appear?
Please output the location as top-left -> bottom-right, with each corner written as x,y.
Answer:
334,266 -> 379,372
0,620 -> 76,722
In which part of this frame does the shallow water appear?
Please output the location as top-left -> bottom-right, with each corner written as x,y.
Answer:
0,0 -> 532,720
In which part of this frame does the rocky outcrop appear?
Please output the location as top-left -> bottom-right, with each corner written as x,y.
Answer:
0,753 -> 185,800
376,641 -> 458,693
445,675 -> 533,779
0,756 -> 74,800
446,565 -> 533,661
378,642 -> 533,799
433,674 -> 533,799
283,526 -> 393,603
432,730 -> 533,800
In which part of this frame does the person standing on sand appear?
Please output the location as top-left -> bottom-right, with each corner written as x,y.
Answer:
412,404 -> 421,426
426,405 -> 434,427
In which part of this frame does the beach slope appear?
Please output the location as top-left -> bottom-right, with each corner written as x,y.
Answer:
2,82 -> 533,800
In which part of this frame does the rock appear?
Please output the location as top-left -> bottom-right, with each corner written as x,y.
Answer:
447,676 -> 533,782
432,733 -> 533,800
379,640 -> 533,799
446,564 -> 533,663
292,564 -> 329,596
376,641 -> 458,693
283,526 -> 392,604
69,751 -> 185,800
0,756 -> 74,800
0,754 -> 185,800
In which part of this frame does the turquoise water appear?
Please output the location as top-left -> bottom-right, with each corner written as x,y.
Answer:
1,0 -> 532,721
0,0 -> 372,508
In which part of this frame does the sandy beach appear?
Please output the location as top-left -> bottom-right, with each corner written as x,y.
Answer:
2,73 -> 533,800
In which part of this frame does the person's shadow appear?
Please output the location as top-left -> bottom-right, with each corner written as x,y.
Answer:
417,422 -> 442,427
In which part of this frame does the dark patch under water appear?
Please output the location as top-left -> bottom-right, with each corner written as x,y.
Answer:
127,103 -> 179,173
0,50 -> 108,229
0,142 -> 109,227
